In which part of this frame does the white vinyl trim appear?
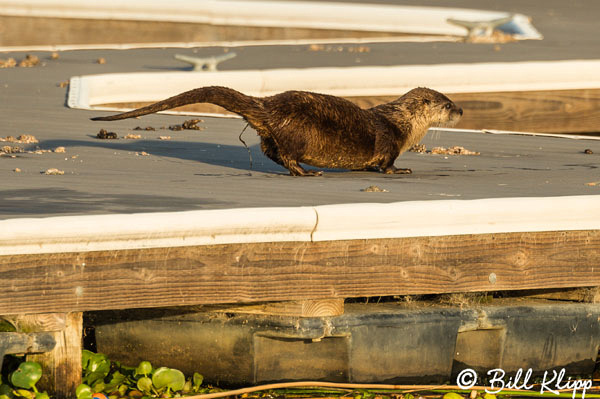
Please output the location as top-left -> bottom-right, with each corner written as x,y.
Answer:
68,60 -> 600,114
0,0 -> 542,39
1,196 -> 599,255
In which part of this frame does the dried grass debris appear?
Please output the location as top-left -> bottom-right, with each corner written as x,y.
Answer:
409,144 -> 480,155
43,168 -> 64,175
0,58 -> 17,68
361,185 -> 388,192
0,135 -> 39,144
19,55 -> 40,67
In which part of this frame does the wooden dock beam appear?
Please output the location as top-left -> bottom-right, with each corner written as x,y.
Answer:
1,196 -> 599,395
2,230 -> 600,314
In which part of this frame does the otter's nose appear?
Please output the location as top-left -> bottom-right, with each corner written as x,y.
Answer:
458,108 -> 463,116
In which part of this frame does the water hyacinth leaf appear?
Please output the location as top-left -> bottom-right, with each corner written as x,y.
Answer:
0,394 -> 11,399
104,371 -> 126,391
443,393 -> 465,399
192,373 -> 203,390
34,392 -> 49,399
14,390 -> 35,399
151,368 -> 185,391
84,372 -> 107,387
135,361 -> 152,377
88,353 -> 110,374
91,381 -> 106,394
10,362 -> 42,390
82,350 -> 94,370
117,384 -> 128,396
136,377 -> 152,393
483,394 -> 496,399
76,384 -> 93,399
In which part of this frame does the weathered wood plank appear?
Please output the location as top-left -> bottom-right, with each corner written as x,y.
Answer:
106,88 -> 600,134
0,332 -> 56,358
1,230 -> 600,315
19,313 -> 82,399
0,15 -> 403,47
452,89 -> 600,133
5,313 -> 66,332
214,298 -> 345,317
520,287 -> 600,303
349,89 -> 600,133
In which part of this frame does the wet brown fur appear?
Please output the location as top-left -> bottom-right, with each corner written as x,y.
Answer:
91,86 -> 463,176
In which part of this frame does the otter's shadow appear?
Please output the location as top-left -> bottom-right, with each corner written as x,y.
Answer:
39,138 -> 342,175
40,138 -> 288,174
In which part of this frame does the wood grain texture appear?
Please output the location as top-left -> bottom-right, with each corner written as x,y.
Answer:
351,89 -> 600,133
521,287 -> 600,303
452,89 -> 600,133
0,15 -> 401,47
216,299 -> 345,317
1,230 -> 600,315
105,88 -> 600,134
5,313 -> 66,333
24,313 -> 82,399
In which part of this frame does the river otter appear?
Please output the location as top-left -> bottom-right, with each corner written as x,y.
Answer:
92,86 -> 463,176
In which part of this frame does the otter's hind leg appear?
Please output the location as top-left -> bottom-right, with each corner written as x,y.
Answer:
260,137 -> 284,166
261,137 -> 321,176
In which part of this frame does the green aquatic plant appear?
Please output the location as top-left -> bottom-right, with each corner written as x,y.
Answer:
77,352 -> 207,399
151,367 -> 185,395
10,362 -> 42,392
0,359 -> 48,399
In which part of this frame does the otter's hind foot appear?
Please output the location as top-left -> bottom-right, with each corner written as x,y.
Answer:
384,166 -> 412,174
299,170 -> 323,177
284,158 -> 323,176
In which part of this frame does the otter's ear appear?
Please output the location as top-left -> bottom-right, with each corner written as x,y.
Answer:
422,98 -> 431,105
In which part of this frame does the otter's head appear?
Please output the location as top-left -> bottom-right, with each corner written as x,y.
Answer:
401,87 -> 463,128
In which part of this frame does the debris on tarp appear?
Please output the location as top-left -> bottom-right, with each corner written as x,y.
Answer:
43,168 -> 65,175
361,185 -> 388,192
409,144 -> 480,155
96,129 -> 118,139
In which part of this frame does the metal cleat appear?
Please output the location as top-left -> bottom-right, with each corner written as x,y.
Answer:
447,15 -> 515,39
174,52 -> 237,71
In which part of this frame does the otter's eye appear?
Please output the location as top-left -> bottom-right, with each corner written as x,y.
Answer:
444,103 -> 452,110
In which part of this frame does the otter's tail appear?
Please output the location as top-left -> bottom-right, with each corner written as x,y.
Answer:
91,86 -> 265,127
